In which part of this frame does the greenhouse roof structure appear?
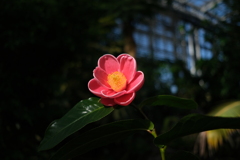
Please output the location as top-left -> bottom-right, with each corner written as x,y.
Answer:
166,0 -> 230,26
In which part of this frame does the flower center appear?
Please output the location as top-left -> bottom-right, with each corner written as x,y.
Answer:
107,71 -> 127,92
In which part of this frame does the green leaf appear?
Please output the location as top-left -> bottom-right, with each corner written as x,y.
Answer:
196,101 -> 240,153
208,101 -> 240,117
50,119 -> 154,160
139,95 -> 198,109
154,114 -> 240,147
169,151 -> 200,160
38,97 -> 114,151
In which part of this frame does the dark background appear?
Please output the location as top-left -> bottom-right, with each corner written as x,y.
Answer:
1,0 -> 240,159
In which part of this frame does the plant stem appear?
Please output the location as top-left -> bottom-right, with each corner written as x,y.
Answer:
130,103 -> 167,160
150,129 -> 166,160
160,145 -> 166,160
130,103 -> 149,120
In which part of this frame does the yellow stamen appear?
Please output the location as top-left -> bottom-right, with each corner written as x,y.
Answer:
107,71 -> 127,92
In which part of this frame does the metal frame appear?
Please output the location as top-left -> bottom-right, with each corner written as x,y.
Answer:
134,0 -> 227,75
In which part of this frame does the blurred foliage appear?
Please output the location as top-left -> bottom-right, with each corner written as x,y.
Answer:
1,0 -> 240,159
194,101 -> 240,157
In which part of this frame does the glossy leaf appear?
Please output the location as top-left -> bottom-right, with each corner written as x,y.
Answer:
139,95 -> 198,109
154,114 -> 240,147
50,119 -> 154,160
38,97 -> 114,151
169,151 -> 200,160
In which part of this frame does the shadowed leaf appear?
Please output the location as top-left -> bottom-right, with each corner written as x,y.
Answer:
50,119 -> 154,160
154,114 -> 240,147
195,101 -> 240,155
169,151 -> 200,160
139,95 -> 197,109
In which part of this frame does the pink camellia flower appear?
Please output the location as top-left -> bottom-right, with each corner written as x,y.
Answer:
88,54 -> 144,106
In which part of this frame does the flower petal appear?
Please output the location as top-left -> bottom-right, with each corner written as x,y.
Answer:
114,92 -> 135,106
100,98 -> 116,106
88,79 -> 106,98
93,67 -> 110,88
117,54 -> 136,83
101,89 -> 126,98
98,54 -> 119,74
126,71 -> 144,93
